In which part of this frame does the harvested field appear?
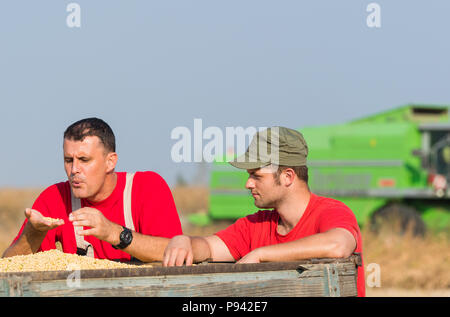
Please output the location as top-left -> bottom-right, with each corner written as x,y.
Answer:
0,186 -> 449,296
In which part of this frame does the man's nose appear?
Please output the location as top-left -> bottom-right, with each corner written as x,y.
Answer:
245,178 -> 255,189
71,159 -> 80,174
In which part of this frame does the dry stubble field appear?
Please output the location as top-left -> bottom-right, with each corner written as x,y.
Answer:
0,186 -> 449,297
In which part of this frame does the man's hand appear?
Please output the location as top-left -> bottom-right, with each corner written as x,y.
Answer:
1,208 -> 64,258
24,208 -> 64,232
163,235 -> 194,267
69,207 -> 121,244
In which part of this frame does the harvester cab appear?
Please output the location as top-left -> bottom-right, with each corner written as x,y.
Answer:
418,123 -> 450,197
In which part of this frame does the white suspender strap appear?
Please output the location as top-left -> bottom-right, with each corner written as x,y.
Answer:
123,172 -> 135,231
71,191 -> 94,258
71,172 -> 135,257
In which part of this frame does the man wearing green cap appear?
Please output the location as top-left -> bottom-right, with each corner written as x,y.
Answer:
163,126 -> 365,297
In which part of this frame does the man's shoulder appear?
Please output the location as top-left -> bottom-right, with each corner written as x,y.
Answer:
32,181 -> 71,212
311,193 -> 357,221
312,194 -> 352,211
131,171 -> 167,184
216,209 -> 276,239
127,171 -> 172,200
38,181 -> 70,199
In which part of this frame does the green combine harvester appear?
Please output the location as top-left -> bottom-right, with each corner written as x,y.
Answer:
189,104 -> 450,235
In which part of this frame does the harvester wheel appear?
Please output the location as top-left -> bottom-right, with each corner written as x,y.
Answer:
369,203 -> 426,237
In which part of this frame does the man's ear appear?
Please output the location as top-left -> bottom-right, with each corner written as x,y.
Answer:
283,168 -> 296,186
106,152 -> 118,173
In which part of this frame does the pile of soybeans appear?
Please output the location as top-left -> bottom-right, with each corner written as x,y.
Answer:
0,249 -> 141,272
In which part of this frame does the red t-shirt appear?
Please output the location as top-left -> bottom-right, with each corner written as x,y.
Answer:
12,171 -> 182,261
215,193 -> 365,297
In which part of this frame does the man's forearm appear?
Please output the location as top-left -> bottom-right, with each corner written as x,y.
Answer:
2,222 -> 47,258
255,230 -> 355,263
111,228 -> 171,262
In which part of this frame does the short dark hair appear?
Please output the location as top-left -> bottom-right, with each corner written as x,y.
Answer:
274,165 -> 308,185
64,118 -> 116,153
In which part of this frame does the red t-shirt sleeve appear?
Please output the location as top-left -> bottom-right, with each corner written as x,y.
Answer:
133,171 -> 183,238
215,212 -> 257,260
317,201 -> 360,248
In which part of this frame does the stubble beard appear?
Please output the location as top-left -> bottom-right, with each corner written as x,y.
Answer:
253,194 -> 282,209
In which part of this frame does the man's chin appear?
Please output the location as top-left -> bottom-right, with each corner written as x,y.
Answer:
71,187 -> 88,199
253,199 -> 274,209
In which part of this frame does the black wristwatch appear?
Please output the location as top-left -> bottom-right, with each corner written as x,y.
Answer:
112,226 -> 133,250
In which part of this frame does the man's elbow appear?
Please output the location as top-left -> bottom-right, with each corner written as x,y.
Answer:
328,241 -> 354,258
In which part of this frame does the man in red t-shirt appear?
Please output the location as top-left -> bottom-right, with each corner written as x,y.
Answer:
163,127 -> 365,297
2,118 -> 182,262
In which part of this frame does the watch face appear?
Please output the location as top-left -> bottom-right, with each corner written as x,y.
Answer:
123,230 -> 132,243
119,227 -> 133,248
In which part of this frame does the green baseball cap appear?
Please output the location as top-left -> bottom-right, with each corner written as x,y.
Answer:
229,126 -> 308,169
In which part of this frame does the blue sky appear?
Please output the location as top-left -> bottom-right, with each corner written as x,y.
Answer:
1,1 -> 449,187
